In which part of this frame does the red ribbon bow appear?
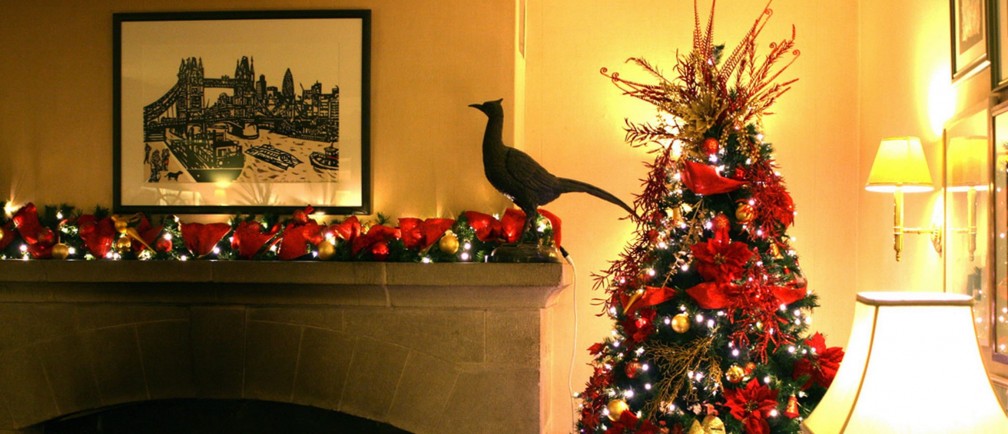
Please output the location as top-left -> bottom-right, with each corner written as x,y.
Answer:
181,222 -> 231,257
399,217 -> 455,250
77,215 -> 116,258
231,221 -> 280,259
12,203 -> 55,258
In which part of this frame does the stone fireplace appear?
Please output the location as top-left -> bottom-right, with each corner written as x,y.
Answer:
0,261 -> 570,434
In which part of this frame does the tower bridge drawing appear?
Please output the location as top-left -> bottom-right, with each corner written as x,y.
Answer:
142,56 -> 340,183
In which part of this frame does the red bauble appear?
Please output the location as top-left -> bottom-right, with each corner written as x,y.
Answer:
625,361 -> 642,379
712,214 -> 730,231
370,242 -> 390,261
702,137 -> 719,155
155,237 -> 173,253
292,209 -> 309,225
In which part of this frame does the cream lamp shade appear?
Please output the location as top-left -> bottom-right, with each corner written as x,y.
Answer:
802,292 -> 1008,433
865,136 -> 934,193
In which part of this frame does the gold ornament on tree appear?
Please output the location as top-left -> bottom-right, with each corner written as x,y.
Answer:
687,415 -> 726,434
606,399 -> 630,421
735,203 -> 755,224
438,230 -> 460,255
724,364 -> 745,383
671,313 -> 691,333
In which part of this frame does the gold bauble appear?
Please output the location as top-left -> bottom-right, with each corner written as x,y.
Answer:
114,236 -> 132,254
702,415 -> 726,433
735,203 -> 756,224
688,415 -> 726,434
606,399 -> 629,421
317,239 -> 336,261
51,243 -> 70,260
114,217 -> 129,234
671,313 -> 691,333
0,227 -> 5,241
725,364 -> 745,383
438,231 -> 460,255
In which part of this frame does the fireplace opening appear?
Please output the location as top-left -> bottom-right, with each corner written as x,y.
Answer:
41,399 -> 412,434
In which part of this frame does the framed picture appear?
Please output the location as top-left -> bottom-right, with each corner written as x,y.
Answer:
113,10 -> 371,215
992,0 -> 1008,90
991,101 -> 1008,373
950,0 -> 989,81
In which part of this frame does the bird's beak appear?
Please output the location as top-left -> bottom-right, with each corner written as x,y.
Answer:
468,103 -> 481,109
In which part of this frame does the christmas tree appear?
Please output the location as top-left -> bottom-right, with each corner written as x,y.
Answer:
577,2 -> 844,433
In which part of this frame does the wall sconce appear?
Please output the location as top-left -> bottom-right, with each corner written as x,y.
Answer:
865,136 -> 939,261
947,136 -> 987,262
802,292 -> 1008,433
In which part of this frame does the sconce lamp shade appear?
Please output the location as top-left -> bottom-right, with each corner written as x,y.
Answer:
802,292 -> 1008,433
865,136 -> 934,193
947,136 -> 988,190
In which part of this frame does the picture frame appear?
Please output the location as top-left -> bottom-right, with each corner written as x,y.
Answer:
992,0 -> 1008,91
113,10 -> 371,215
950,0 -> 989,81
991,100 -> 1008,373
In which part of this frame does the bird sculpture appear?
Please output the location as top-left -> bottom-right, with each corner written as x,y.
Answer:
469,98 -> 635,244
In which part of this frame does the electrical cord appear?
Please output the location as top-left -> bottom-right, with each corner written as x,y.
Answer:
562,246 -> 580,431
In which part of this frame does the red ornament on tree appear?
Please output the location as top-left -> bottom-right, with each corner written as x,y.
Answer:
785,394 -> 800,419
155,237 -> 172,253
625,361 -> 642,379
702,137 -> 719,155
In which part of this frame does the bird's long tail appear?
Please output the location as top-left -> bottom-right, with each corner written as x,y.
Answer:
556,178 -> 636,218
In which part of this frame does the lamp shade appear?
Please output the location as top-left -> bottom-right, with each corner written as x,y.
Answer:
802,292 -> 1008,433
865,136 -> 934,193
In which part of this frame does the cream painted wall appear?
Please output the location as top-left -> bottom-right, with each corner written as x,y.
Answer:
0,0 -> 516,217
524,1 -> 859,431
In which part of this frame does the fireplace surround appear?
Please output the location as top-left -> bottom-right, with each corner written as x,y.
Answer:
0,261 -> 571,434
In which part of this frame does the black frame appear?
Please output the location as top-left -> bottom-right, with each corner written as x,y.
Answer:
992,0 -> 1008,91
113,10 -> 371,215
951,0 -> 990,81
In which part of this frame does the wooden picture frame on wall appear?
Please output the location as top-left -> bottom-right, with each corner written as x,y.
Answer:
113,10 -> 371,215
991,100 -> 1008,375
992,0 -> 1008,91
951,0 -> 989,81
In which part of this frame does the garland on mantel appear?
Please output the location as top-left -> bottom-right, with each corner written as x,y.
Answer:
0,202 -> 560,263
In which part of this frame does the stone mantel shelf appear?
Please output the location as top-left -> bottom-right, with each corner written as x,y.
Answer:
0,261 -> 571,309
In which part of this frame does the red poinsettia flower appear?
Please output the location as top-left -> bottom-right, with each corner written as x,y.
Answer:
792,332 -> 845,389
690,225 -> 752,282
724,379 -> 779,434
605,410 -> 660,434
